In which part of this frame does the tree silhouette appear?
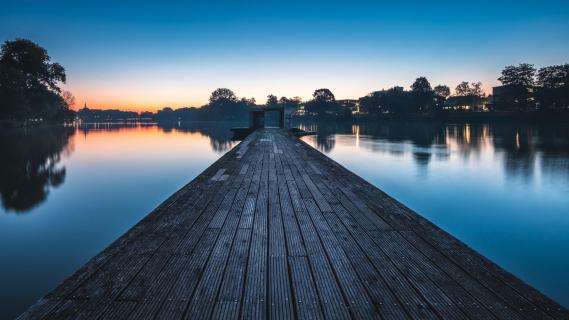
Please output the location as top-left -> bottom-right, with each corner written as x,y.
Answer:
455,82 -> 471,96
194,88 -> 253,121
312,88 -> 336,102
434,85 -> 450,99
61,91 -> 75,109
358,91 -> 384,114
278,96 -> 301,110
383,87 -> 414,113
452,82 -> 485,110
537,64 -> 569,89
497,64 -> 537,111
455,82 -> 483,97
470,82 -> 484,97
536,64 -> 569,110
0,39 -> 73,122
411,77 -> 433,111
499,64 -> 536,87
433,85 -> 450,108
243,97 -> 256,105
266,94 -> 278,107
411,77 -> 432,93
305,89 -> 338,116
209,88 -> 237,104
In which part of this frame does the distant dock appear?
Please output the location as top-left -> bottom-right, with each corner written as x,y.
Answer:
20,128 -> 568,319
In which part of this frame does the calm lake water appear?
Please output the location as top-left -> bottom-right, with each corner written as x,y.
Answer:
0,122 -> 240,319
1,120 -> 568,318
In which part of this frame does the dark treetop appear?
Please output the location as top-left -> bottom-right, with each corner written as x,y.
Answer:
0,39 -> 74,123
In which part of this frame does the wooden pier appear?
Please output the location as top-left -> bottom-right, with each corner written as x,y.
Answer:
20,128 -> 568,319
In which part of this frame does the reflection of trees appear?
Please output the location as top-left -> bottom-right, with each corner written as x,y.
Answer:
295,119 -> 569,179
314,125 -> 337,153
537,126 -> 569,182
294,120 -> 347,153
491,125 -> 537,178
491,124 -> 569,179
314,134 -> 335,153
80,122 -> 238,153
298,120 -> 445,164
444,124 -> 489,160
77,122 -> 152,135
413,151 -> 432,166
157,121 -> 237,153
361,122 -> 444,166
0,127 -> 75,213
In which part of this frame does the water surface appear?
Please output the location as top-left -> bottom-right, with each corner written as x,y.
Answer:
298,120 -> 569,308
1,120 -> 568,318
0,122 -> 239,319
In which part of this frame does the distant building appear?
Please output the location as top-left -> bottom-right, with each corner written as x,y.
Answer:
492,85 -> 538,111
442,94 -> 493,111
336,99 -> 358,107
443,97 -> 473,110
442,96 -> 486,111
294,105 -> 307,116
336,99 -> 359,114
481,96 -> 493,111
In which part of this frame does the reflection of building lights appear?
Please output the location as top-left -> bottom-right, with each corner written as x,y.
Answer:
516,132 -> 520,149
352,125 -> 360,148
465,125 -> 471,144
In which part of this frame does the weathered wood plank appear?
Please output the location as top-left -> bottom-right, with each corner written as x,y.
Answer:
241,144 -> 270,319
211,150 -> 263,319
303,198 -> 380,319
286,180 -> 352,319
184,144 -> 259,319
267,148 -> 295,320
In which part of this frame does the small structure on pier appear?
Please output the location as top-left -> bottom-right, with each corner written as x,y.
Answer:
249,106 -> 285,129
232,106 -> 285,138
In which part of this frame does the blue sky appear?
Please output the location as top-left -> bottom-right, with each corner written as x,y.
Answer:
1,0 -> 568,110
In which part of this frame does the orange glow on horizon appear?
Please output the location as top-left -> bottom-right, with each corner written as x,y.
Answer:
71,103 -> 205,112
65,84 -> 210,112
71,125 -> 238,161
65,79 -> 496,112
69,96 -> 207,112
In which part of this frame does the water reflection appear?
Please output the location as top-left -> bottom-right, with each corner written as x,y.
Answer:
0,122 -> 239,213
77,122 -> 238,153
298,120 -> 569,179
158,121 -> 238,153
0,127 -> 75,213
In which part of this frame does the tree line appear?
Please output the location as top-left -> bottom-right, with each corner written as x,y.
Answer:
148,89 -> 303,123
2,39 -> 568,125
85,64 -> 568,123
356,63 -> 568,116
495,63 -> 569,111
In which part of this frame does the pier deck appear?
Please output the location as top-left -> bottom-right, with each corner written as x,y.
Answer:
20,128 -> 568,319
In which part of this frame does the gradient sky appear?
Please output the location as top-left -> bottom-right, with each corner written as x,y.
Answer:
1,0 -> 568,111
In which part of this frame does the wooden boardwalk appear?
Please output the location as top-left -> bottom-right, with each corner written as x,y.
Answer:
20,128 -> 568,320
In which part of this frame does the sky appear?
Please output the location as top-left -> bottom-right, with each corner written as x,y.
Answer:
1,0 -> 568,111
